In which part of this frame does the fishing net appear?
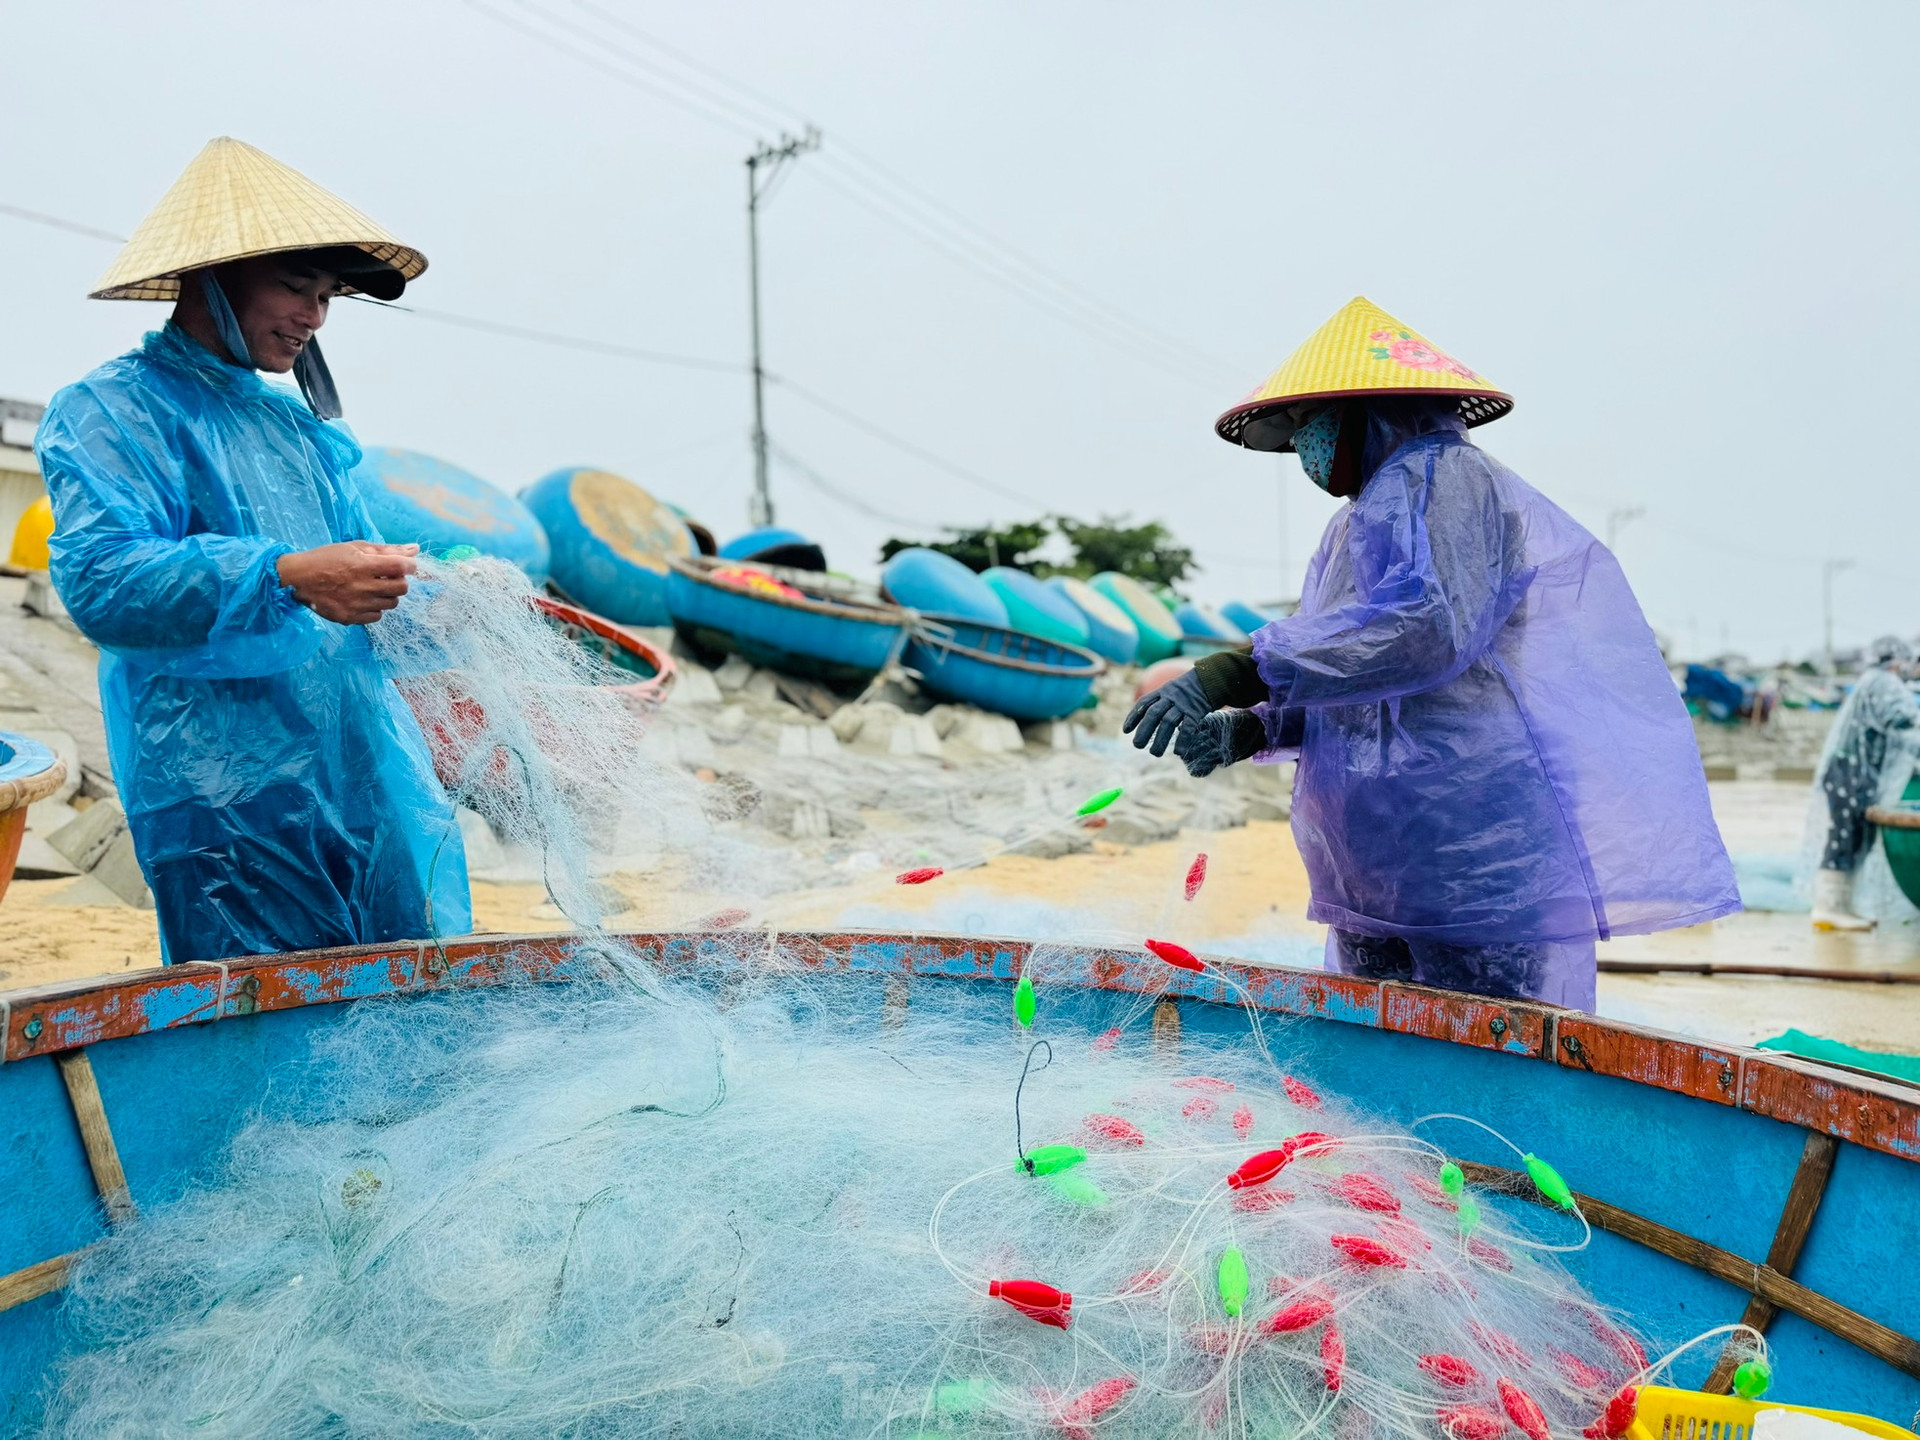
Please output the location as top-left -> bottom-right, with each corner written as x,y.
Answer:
36,559 -> 1756,1436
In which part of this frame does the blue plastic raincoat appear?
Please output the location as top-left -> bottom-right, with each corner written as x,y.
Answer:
1251,402 -> 1737,1004
36,323 -> 471,963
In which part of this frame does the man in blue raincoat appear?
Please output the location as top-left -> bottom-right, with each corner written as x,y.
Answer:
1125,298 -> 1737,1010
35,137 -> 470,964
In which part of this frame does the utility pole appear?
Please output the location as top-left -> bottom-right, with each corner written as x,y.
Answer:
1822,558 -> 1854,675
1605,505 -> 1645,553
745,126 -> 821,528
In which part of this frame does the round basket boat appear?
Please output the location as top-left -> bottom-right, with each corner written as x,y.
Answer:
4,931 -> 1920,1420
665,555 -> 908,685
905,619 -> 1106,721
405,596 -> 674,791
0,734 -> 67,909
1868,776 -> 1920,909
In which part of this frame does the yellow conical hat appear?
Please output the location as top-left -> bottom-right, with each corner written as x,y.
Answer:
89,137 -> 426,301
1215,296 -> 1511,451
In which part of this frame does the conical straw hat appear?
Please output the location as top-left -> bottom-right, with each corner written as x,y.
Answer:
89,137 -> 426,301
1215,296 -> 1511,450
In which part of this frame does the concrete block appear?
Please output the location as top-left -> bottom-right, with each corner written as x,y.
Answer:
713,655 -> 755,693
668,665 -> 723,706
743,669 -> 781,703
778,724 -> 814,759
91,827 -> 153,908
789,800 -> 833,839
1023,719 -> 1076,751
829,705 -> 869,743
47,797 -> 128,872
711,706 -> 753,742
954,713 -> 1023,754
808,726 -> 840,758
22,572 -> 66,620
887,716 -> 943,758
669,724 -> 717,770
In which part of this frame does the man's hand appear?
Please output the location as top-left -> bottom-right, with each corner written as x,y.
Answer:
275,541 -> 418,625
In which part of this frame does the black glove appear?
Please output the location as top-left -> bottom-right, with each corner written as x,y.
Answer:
1123,650 -> 1270,759
1123,669 -> 1213,756
1175,708 -> 1269,778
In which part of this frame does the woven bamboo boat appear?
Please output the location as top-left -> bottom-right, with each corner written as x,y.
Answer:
1,933 -> 1916,1421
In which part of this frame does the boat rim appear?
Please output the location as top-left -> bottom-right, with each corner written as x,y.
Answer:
531,594 -> 676,700
669,554 -> 910,626
908,615 -> 1108,678
1,928 -> 1913,1162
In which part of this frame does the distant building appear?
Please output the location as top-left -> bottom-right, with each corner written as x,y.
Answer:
0,398 -> 46,555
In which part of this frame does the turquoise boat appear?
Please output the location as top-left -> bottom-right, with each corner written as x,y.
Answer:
1,933 -> 1915,1424
1091,572 -> 1182,665
1869,776 -> 1920,909
905,620 -> 1106,721
665,555 -> 907,685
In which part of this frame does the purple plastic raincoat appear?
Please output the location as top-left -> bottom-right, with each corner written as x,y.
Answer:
1251,402 -> 1737,1003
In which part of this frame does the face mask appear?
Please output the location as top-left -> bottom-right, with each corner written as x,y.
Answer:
1292,405 -> 1342,491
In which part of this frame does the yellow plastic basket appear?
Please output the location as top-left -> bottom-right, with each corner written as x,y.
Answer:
1626,1386 -> 1913,1440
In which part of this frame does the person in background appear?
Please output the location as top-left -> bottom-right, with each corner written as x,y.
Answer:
35,137 -> 470,964
1125,297 -> 1738,1010
1807,636 -> 1919,931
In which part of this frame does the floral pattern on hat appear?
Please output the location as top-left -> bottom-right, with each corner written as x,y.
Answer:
1367,328 -> 1480,381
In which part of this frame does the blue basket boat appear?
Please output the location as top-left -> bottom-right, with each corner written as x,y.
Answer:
905,619 -> 1106,721
665,555 -> 907,685
1,932 -> 1916,1423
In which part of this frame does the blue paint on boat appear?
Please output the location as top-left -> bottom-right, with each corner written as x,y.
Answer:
905,619 -> 1105,721
521,467 -> 694,625
1221,599 -> 1281,635
1047,577 -> 1138,665
349,447 -> 550,581
1175,600 -> 1249,643
665,557 -> 906,683
881,547 -> 1008,627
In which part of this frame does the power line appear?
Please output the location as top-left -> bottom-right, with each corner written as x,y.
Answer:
358,298 -> 746,373
768,442 -> 938,529
558,0 -> 1243,380
766,374 -> 1031,509
465,0 -> 1244,389
0,203 -> 125,244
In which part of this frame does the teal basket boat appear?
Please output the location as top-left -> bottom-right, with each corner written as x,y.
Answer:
1868,775 -> 1920,910
905,619 -> 1106,721
2,933 -> 1916,1423
665,555 -> 908,685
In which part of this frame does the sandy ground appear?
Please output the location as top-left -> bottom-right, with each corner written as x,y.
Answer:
5,788 -> 1917,1058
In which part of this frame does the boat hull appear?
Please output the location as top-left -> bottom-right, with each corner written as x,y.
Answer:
2,932 -> 1916,1424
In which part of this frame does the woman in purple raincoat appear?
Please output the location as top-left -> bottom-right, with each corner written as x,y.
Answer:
1125,298 -> 1737,1009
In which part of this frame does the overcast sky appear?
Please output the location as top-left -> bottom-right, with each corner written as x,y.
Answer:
3,1 -> 1913,661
